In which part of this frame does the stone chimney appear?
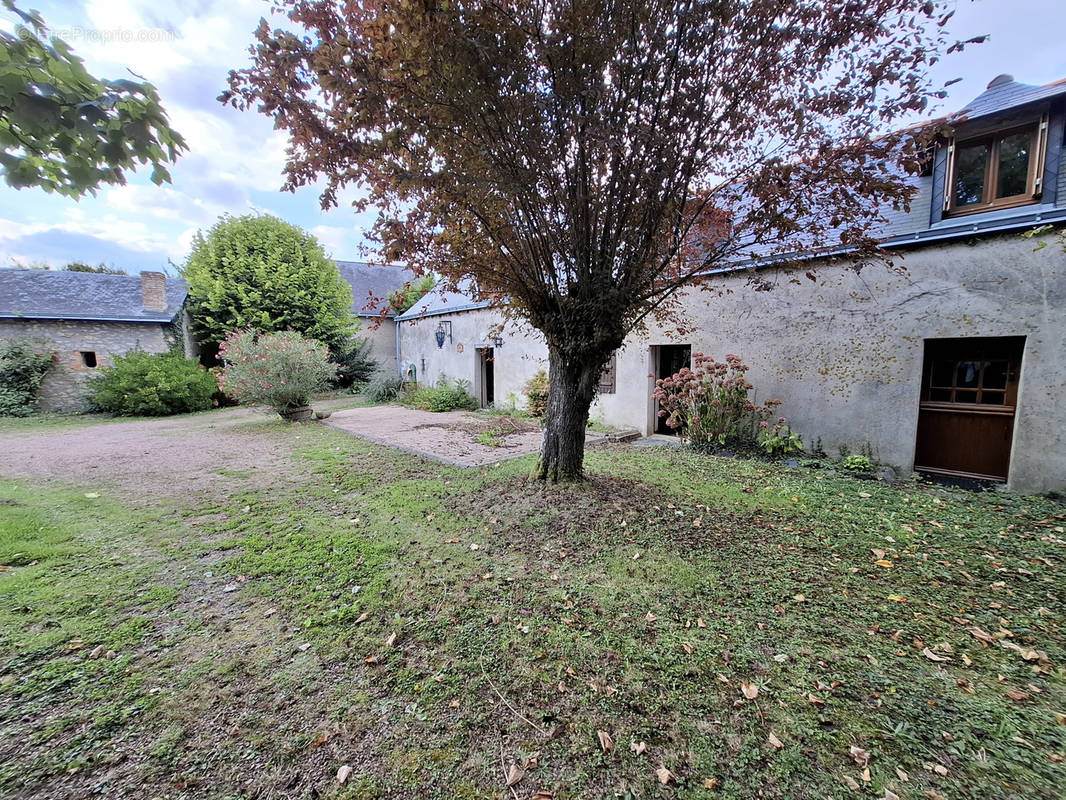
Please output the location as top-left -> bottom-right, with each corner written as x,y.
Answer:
140,271 -> 167,311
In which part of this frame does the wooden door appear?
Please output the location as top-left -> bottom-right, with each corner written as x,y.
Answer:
914,337 -> 1024,481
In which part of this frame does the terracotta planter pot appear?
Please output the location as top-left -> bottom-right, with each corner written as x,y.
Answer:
280,405 -> 313,422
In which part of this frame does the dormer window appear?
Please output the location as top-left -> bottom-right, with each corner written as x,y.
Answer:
944,115 -> 1048,215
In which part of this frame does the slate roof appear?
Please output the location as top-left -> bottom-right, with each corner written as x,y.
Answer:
954,75 -> 1066,123
0,269 -> 187,323
394,278 -> 492,321
335,260 -> 416,318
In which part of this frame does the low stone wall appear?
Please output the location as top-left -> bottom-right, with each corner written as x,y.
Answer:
0,318 -> 176,412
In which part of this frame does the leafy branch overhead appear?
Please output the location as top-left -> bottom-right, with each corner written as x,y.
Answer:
0,0 -> 185,197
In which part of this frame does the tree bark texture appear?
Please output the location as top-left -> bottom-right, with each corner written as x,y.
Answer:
535,346 -> 604,482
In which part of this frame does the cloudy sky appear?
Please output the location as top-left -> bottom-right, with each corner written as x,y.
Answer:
2,0 -> 1065,274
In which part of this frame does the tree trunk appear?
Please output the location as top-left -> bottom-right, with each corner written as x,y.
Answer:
535,346 -> 604,482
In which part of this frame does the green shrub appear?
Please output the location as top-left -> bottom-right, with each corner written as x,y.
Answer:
524,369 -> 549,417
0,338 -> 53,416
757,419 -> 804,457
841,454 -> 873,472
407,377 -> 477,412
182,214 -> 355,355
217,329 -> 337,416
331,337 -> 376,388
364,371 -> 406,402
87,350 -> 216,416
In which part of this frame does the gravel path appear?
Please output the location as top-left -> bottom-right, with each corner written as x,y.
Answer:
0,407 -> 297,503
322,404 -> 548,466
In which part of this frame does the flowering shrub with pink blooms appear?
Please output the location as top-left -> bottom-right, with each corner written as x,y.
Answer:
217,329 -> 337,417
652,353 -> 802,455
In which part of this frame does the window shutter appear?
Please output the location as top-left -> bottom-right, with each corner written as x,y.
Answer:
942,138 -> 956,212
598,353 -> 617,394
1033,113 -> 1049,197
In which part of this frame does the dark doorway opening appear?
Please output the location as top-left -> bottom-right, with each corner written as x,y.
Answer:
477,347 -> 495,408
654,344 -> 691,433
914,336 -> 1025,482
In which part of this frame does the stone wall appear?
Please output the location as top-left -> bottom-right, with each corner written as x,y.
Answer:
358,318 -> 400,374
0,318 -> 177,412
398,229 -> 1066,493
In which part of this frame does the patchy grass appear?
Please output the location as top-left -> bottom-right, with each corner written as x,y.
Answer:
1,421 -> 1063,800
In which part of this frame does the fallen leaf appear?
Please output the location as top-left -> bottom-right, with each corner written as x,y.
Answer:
681,642 -> 694,654
83,492 -> 100,499
768,732 -> 784,749
531,793 -> 554,800
645,611 -> 657,623
702,777 -> 720,789
655,765 -> 674,785
336,765 -> 353,784
312,732 -> 331,748
922,648 -> 950,662
385,632 -> 398,647
630,741 -> 647,755
354,612 -> 370,624
849,746 -> 870,767
505,764 -> 524,787
696,617 -> 707,628
597,730 -> 614,752
895,767 -> 909,782
843,775 -> 860,790
885,790 -> 900,800
874,559 -> 893,568
740,681 -> 759,699
1005,688 -> 1030,702
793,593 -> 806,602
1000,640 -> 1051,664
858,492 -> 872,498
469,543 -> 480,550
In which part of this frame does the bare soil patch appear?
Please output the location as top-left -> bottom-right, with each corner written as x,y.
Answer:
324,404 -> 559,466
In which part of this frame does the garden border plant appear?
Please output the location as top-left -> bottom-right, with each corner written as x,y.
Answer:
0,337 -> 53,417
652,352 -> 803,457
216,328 -> 337,420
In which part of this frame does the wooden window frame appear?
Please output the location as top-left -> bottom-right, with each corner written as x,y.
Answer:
598,353 -> 617,395
942,115 -> 1049,217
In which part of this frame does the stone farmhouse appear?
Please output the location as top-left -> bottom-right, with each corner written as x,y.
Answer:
396,74 -> 1066,493
0,269 -> 192,412
0,261 -> 415,412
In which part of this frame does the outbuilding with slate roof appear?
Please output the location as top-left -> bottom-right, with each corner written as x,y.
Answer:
334,260 -> 416,373
0,269 -> 192,412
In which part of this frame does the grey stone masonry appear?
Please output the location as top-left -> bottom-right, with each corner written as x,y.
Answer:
0,318 -> 176,412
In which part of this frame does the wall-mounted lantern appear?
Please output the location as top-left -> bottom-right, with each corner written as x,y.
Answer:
491,335 -> 504,348
435,321 -> 452,349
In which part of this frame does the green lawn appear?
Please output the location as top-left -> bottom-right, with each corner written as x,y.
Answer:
1,420 -> 1063,799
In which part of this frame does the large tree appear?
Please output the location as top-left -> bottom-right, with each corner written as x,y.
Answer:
0,1 -> 184,196
225,0 -> 961,480
182,214 -> 355,359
